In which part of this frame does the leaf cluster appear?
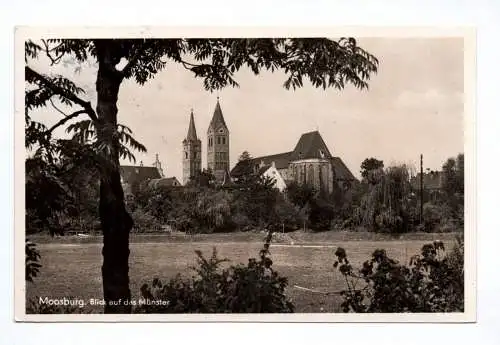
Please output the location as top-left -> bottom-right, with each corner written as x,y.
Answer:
333,236 -> 464,313
136,232 -> 294,313
25,239 -> 42,282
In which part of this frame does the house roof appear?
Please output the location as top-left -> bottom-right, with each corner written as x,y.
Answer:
146,177 -> 181,189
185,110 -> 199,141
252,152 -> 293,170
230,152 -> 293,177
208,98 -> 228,131
331,157 -> 356,181
120,165 -> 162,186
289,131 -> 333,161
258,165 -> 272,175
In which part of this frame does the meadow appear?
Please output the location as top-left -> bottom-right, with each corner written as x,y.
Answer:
26,231 -> 459,313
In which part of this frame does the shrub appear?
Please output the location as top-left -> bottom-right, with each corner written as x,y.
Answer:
131,207 -> 162,232
274,198 -> 304,231
308,198 -> 335,231
136,231 -> 294,313
231,211 -> 252,231
25,239 -> 41,282
333,236 -> 464,313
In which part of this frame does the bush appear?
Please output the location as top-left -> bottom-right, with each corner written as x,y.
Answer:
131,207 -> 162,232
135,232 -> 294,313
333,236 -> 464,313
25,239 -> 41,282
231,211 -> 252,231
273,198 -> 304,231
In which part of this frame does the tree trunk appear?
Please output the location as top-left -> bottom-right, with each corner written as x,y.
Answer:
94,42 -> 133,313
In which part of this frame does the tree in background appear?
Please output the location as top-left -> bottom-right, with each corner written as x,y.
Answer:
442,153 -> 464,197
355,164 -> 415,233
187,169 -> 216,188
285,181 -> 316,209
25,157 -> 71,236
425,153 -> 465,230
25,37 -> 378,313
238,151 -> 252,162
360,157 -> 384,185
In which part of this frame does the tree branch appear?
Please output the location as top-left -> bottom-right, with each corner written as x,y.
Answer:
120,40 -> 154,77
41,39 -> 64,66
25,66 -> 98,122
47,110 -> 88,134
49,98 -> 69,117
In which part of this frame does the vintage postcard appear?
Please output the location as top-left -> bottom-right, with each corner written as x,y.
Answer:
15,26 -> 476,322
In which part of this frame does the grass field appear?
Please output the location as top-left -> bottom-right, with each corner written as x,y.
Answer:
26,231 -> 460,313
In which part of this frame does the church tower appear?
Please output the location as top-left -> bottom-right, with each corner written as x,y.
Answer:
207,98 -> 230,182
182,109 -> 202,185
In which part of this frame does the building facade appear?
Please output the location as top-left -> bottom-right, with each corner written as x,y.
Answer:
182,110 -> 202,185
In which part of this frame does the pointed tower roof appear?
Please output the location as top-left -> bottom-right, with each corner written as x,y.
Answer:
185,109 -> 199,141
208,97 -> 228,131
289,130 -> 333,161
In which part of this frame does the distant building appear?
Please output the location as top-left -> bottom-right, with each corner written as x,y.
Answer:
182,109 -> 202,185
152,153 -> 164,178
120,163 -> 162,195
260,163 -> 288,192
410,171 -> 445,191
207,98 -> 230,183
231,130 -> 356,194
146,176 -> 182,189
120,154 -> 180,195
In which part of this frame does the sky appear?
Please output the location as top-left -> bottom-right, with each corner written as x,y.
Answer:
28,37 -> 464,180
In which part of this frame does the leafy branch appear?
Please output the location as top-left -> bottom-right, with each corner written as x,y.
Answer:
25,65 -> 97,121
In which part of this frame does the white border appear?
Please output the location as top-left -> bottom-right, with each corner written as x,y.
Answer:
14,26 -> 476,323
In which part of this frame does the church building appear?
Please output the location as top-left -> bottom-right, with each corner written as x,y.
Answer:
182,98 -> 231,185
231,130 -> 357,194
182,109 -> 202,185
180,99 -> 355,194
206,98 -> 230,182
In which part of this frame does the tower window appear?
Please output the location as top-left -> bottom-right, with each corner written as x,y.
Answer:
222,137 -> 226,145
217,137 -> 221,145
185,152 -> 188,159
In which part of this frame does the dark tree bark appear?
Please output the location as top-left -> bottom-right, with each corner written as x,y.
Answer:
94,41 -> 133,313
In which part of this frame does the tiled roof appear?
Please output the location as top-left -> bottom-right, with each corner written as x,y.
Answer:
230,152 -> 293,177
208,99 -> 228,131
258,165 -> 272,175
185,110 -> 199,141
253,152 -> 293,170
331,157 -> 356,181
120,165 -> 162,186
289,131 -> 333,161
146,177 -> 181,189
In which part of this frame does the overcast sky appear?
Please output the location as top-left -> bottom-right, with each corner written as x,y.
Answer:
29,37 -> 464,180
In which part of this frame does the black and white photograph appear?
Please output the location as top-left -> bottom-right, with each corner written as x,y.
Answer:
16,27 -> 475,321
